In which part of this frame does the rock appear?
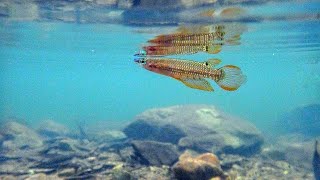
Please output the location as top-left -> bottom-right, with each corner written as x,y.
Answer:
262,134 -> 319,171
118,146 -> 138,164
98,152 -> 122,162
78,120 -> 127,143
172,152 -> 224,180
131,140 -> 179,166
87,130 -> 127,143
0,161 -> 30,175
0,121 -> 43,150
124,105 -> 263,156
37,120 -> 70,139
0,134 -> 4,142
0,176 -> 16,180
220,154 -> 314,180
58,168 -> 76,177
26,173 -> 62,180
112,169 -> 133,180
33,154 -> 75,169
34,137 -> 93,169
41,138 -> 81,154
127,165 -> 171,180
314,140 -> 320,180
278,104 -> 320,137
118,0 -> 134,9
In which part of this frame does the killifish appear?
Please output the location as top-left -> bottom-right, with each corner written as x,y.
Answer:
147,30 -> 225,46
134,58 -> 246,92
141,44 -> 221,56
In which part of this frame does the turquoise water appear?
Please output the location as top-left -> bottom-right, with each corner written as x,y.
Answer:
0,1 -> 319,134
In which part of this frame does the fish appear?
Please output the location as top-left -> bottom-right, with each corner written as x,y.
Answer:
141,44 -> 221,56
147,29 -> 225,46
134,58 -> 246,92
147,24 -> 245,47
314,140 -> 320,180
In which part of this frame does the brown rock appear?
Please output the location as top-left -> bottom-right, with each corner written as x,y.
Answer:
197,153 -> 220,166
173,152 -> 224,180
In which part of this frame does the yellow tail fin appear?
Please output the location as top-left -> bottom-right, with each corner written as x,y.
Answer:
216,65 -> 246,91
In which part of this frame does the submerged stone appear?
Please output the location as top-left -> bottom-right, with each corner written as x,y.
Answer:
124,105 -> 263,156
0,121 -> 43,150
172,152 -> 224,180
279,104 -> 320,137
131,140 -> 179,166
37,120 -> 70,139
263,134 -> 319,170
314,140 -> 320,180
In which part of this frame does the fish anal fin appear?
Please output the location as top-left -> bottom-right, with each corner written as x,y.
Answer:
175,78 -> 214,91
205,58 -> 221,67
206,45 -> 222,54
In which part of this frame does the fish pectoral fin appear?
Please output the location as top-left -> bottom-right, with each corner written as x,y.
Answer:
205,58 -> 222,67
175,78 -> 214,91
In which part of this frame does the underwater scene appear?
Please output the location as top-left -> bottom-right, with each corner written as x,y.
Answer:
0,0 -> 320,179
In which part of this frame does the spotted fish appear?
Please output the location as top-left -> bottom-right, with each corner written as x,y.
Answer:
134,57 -> 246,91
147,27 -> 225,46
141,44 -> 221,56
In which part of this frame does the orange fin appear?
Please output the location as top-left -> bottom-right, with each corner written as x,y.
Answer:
206,45 -> 222,54
220,7 -> 246,18
216,65 -> 246,91
175,78 -> 214,91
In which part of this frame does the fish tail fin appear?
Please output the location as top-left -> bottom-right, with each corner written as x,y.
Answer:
216,65 -> 246,91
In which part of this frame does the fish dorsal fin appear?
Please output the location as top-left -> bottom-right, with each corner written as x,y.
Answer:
175,78 -> 214,91
204,58 -> 221,67
176,26 -> 190,34
176,25 -> 211,34
220,7 -> 246,18
205,45 -> 222,54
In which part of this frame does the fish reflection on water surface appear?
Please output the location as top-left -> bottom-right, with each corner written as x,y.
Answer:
139,24 -> 245,56
134,58 -> 246,92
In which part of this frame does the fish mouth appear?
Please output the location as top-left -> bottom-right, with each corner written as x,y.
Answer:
134,57 -> 146,64
134,58 -> 141,63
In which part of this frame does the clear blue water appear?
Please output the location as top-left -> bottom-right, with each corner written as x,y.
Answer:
0,0 -> 319,135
